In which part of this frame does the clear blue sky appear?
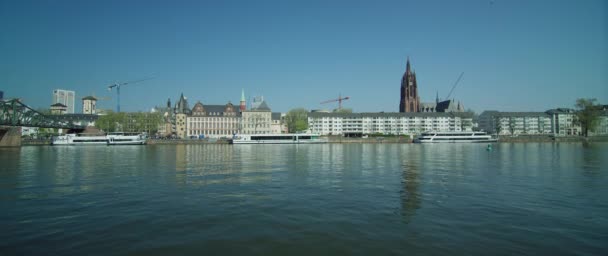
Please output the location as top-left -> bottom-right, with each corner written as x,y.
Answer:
1,0 -> 606,113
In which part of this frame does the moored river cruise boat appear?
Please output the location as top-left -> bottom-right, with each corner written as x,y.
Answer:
51,132 -> 147,145
231,134 -> 328,144
414,131 -> 498,143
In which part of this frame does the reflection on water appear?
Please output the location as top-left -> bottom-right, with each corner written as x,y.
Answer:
400,153 -> 421,223
0,147 -> 20,201
0,143 -> 607,255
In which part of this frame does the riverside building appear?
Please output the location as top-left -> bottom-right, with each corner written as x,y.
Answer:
308,112 -> 473,136
545,108 -> 581,136
186,101 -> 240,138
241,101 -> 272,134
477,111 -> 553,135
477,109 -> 608,137
271,112 -> 287,134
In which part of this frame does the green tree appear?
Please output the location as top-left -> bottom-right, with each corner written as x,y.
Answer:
575,98 -> 601,137
285,108 -> 309,133
95,111 -> 124,132
96,112 -> 162,133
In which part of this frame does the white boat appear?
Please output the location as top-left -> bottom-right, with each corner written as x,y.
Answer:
414,131 -> 498,143
51,132 -> 146,145
231,134 -> 328,144
106,132 -> 147,145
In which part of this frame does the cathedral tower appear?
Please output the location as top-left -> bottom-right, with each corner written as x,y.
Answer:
399,57 -> 420,112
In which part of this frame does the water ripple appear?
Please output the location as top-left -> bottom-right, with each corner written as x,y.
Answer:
0,143 -> 607,255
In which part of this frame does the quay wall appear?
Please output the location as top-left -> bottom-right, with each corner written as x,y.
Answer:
0,127 -> 21,147
20,135 -> 608,146
146,139 -> 230,145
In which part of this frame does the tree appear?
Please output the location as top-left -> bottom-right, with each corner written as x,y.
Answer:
508,117 -> 516,135
95,112 -> 125,132
285,108 -> 308,133
493,116 -> 501,135
96,112 -> 162,133
575,98 -> 601,137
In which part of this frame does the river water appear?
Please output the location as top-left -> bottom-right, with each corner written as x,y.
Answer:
1,143 -> 607,255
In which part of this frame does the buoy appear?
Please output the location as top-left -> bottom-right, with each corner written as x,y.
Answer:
486,144 -> 492,151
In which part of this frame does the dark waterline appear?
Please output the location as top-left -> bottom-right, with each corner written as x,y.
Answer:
1,143 -> 607,255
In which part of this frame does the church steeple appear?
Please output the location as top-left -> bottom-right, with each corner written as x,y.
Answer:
239,88 -> 246,112
399,56 -> 420,113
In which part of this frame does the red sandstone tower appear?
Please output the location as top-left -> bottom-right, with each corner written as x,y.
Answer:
399,57 -> 420,112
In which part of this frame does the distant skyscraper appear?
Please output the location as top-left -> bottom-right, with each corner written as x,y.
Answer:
0,90 -> 4,100
53,89 -> 75,114
399,57 -> 420,113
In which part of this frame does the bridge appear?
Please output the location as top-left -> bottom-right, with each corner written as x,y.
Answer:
1,99 -> 86,146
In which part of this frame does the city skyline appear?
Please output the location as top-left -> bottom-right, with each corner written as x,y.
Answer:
1,0 -> 606,113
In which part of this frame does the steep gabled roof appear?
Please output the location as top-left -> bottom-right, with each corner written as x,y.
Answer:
252,101 -> 271,111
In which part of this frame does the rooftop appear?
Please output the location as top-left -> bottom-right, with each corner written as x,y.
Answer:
308,112 -> 473,118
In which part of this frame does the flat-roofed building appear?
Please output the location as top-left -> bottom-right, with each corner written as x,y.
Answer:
545,108 -> 581,136
308,112 -> 473,136
591,110 -> 608,136
478,111 -> 553,135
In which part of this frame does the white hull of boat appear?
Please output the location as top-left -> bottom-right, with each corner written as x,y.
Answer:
52,133 -> 146,145
414,131 -> 498,143
232,140 -> 327,144
416,139 -> 498,143
231,134 -> 327,144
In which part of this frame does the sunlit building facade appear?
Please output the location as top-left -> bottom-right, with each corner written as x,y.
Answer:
186,101 -> 240,138
308,112 -> 473,136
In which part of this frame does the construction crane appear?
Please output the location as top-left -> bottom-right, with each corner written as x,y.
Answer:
321,94 -> 350,110
444,72 -> 464,101
107,77 -> 154,112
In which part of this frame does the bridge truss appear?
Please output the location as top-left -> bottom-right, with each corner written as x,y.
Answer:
0,99 -> 85,129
